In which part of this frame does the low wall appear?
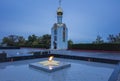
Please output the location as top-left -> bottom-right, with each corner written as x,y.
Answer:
0,46 -> 20,49
69,43 -> 120,51
0,53 -> 7,61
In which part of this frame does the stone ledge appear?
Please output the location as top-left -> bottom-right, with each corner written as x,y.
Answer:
108,62 -> 120,81
29,62 -> 71,73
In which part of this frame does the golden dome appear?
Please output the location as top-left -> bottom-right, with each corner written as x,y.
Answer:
57,7 -> 63,12
57,7 -> 63,15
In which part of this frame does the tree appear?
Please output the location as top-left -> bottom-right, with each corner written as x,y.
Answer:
17,36 -> 26,46
93,35 -> 104,44
37,36 -> 42,44
41,34 -> 51,48
2,35 -> 26,46
2,37 -> 9,44
115,33 -> 120,43
28,34 -> 37,42
26,34 -> 51,48
107,34 -> 115,43
68,40 -> 73,48
107,33 -> 120,43
27,34 -> 38,46
68,40 -> 73,46
1,34 -> 51,48
2,35 -> 18,46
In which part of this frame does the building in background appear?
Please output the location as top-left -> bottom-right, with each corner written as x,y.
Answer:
51,2 -> 68,50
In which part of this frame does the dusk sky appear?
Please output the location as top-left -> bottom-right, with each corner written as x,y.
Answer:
0,0 -> 120,43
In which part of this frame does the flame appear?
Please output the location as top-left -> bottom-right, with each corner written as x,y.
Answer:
49,66 -> 53,70
48,56 -> 54,62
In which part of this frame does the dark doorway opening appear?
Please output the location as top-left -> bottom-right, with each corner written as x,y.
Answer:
53,41 -> 57,49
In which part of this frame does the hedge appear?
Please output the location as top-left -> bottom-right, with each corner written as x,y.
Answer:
69,43 -> 120,51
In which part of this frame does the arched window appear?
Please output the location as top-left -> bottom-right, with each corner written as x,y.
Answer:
54,29 -> 57,35
54,36 -> 57,41
63,27 -> 65,42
